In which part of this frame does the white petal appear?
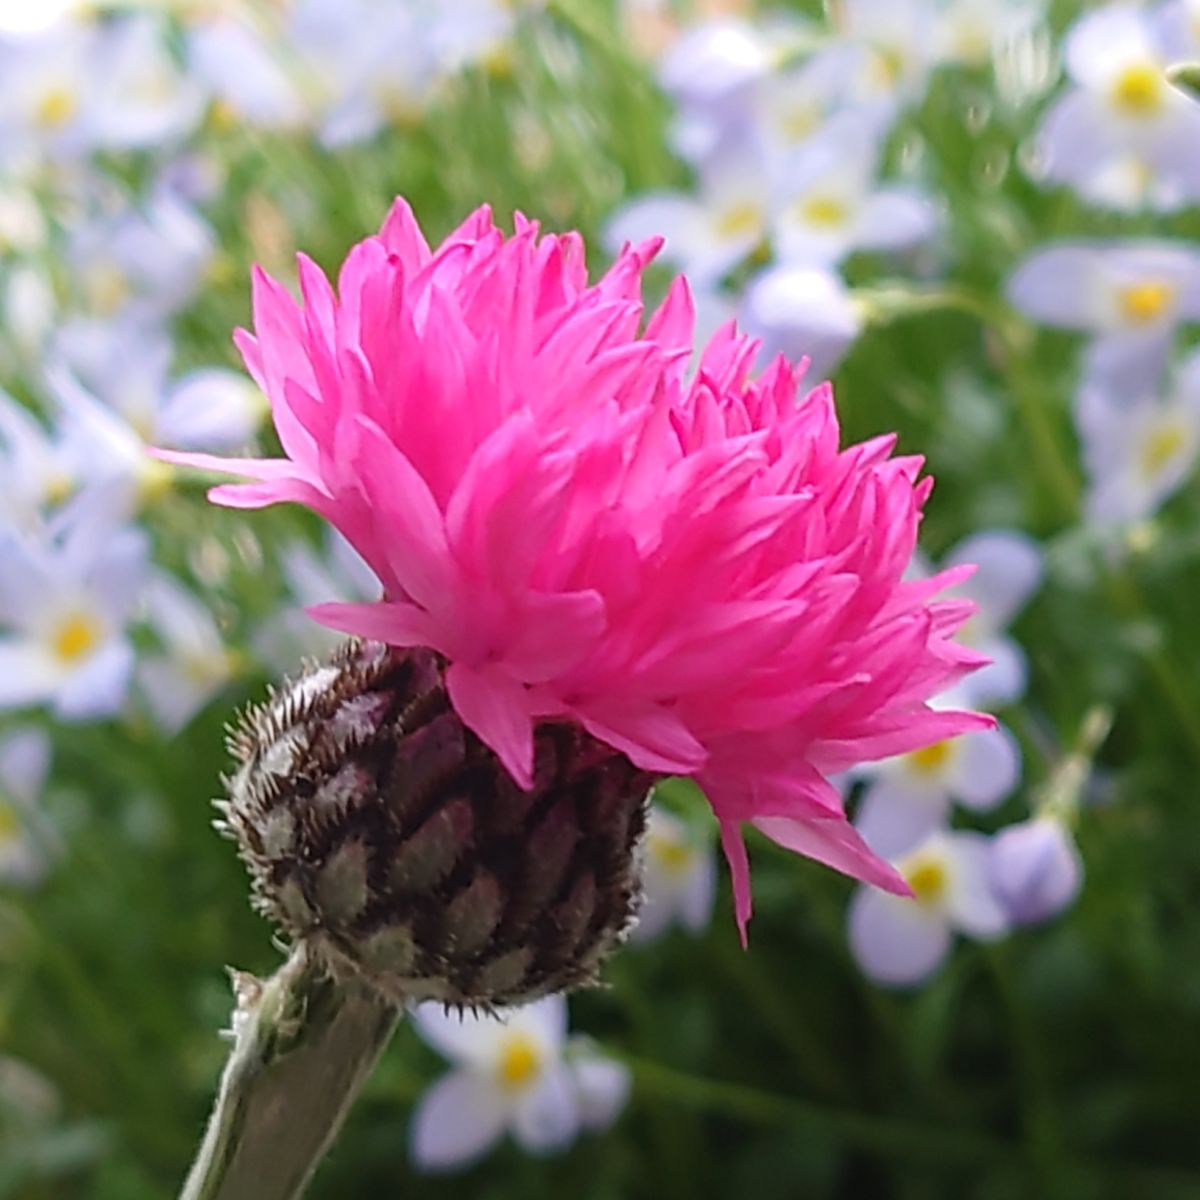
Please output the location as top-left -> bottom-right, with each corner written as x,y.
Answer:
503,994 -> 568,1050
568,1053 -> 631,1132
948,725 -> 1021,812
1035,91 -> 1126,188
510,1063 -> 581,1155
0,726 -> 51,803
855,780 -> 947,859
138,658 -> 218,736
1080,333 -> 1172,400
1064,6 -> 1158,89
1007,244 -> 1111,330
847,886 -> 952,986
411,1003 -> 511,1066
854,188 -> 938,252
53,639 -> 134,721
944,832 -> 1010,939
158,369 -> 264,450
945,530 -> 1042,631
989,817 -> 1083,924
409,1069 -> 505,1171
960,636 -> 1029,709
602,194 -> 702,260
0,641 -> 61,709
679,849 -> 718,933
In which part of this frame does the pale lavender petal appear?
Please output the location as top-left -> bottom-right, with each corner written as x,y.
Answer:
409,1069 -> 506,1171
569,1054 -> 631,1132
989,817 -> 1083,924
944,832 -> 1010,939
948,725 -> 1021,812
511,1063 -> 580,1155
847,886 -> 951,986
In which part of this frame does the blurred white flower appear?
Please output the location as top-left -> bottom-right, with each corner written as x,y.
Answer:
740,263 -> 863,378
1033,4 -> 1200,210
63,189 -> 215,325
0,498 -> 148,720
186,14 -> 307,131
604,140 -> 770,286
0,725 -> 53,885
47,344 -> 263,517
848,828 -> 1009,986
939,529 -> 1043,708
934,0 -> 1044,70
832,0 -> 938,112
0,389 -> 77,530
629,805 -> 717,944
1156,0 -> 1200,60
138,573 -> 239,735
989,814 -> 1082,924
1007,241 -> 1200,359
1076,343 -> 1200,526
410,995 -> 629,1170
770,114 -> 937,267
855,719 -> 1021,852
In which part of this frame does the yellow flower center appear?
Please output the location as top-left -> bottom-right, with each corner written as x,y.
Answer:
43,471 -> 75,506
1118,280 -> 1174,326
496,1033 -> 542,1091
800,195 -> 850,228
51,612 -> 102,664
0,800 -> 19,845
36,86 -> 78,129
908,740 -> 953,774
138,459 -> 174,505
715,201 -> 764,242
1139,420 -> 1188,480
648,832 -> 694,876
904,855 -> 948,905
84,261 -> 132,318
868,46 -> 906,90
1112,63 -> 1165,115
779,104 -> 818,143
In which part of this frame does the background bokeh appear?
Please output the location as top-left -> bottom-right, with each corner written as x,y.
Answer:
2,1 -> 1200,1197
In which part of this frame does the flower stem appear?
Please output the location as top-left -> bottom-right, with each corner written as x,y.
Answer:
180,948 -> 401,1200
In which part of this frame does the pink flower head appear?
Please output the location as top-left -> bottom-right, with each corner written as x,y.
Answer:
159,199 -> 991,941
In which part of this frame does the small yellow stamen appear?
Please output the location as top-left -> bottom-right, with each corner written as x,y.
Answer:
1118,280 -> 1175,326
36,86 -> 77,129
43,472 -> 74,506
903,855 -> 948,905
51,613 -> 101,664
779,105 -> 818,143
715,201 -> 765,241
908,740 -> 953,774
1112,63 -> 1165,115
84,262 -> 132,318
1139,421 -> 1188,479
496,1033 -> 542,1091
800,195 -> 849,228
138,459 -> 174,505
868,46 -> 906,90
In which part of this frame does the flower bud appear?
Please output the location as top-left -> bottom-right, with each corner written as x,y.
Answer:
219,640 -> 653,1008
988,816 -> 1082,925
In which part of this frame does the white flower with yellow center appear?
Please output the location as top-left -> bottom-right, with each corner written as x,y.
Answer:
0,505 -> 147,720
855,713 -> 1021,853
1008,241 -> 1200,365
770,114 -> 937,268
0,389 -> 79,531
933,0 -> 1044,70
848,828 -> 1009,986
603,141 -> 771,286
0,726 -> 52,886
410,995 -> 630,1170
833,0 -> 937,110
629,804 -> 717,944
1076,343 -> 1200,526
1033,5 -> 1200,211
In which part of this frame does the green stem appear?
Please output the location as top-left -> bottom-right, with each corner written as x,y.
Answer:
180,948 -> 400,1200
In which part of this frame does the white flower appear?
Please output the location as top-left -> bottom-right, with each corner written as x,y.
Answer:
186,14 -> 307,131
138,573 -> 239,735
934,0 -> 1045,70
1007,241 -> 1200,356
740,263 -> 863,378
0,725 -> 53,886
1076,343 -> 1200,526
0,498 -> 148,720
1033,4 -> 1200,211
1156,0 -> 1200,61
848,828 -> 1009,986
832,0 -> 938,111
409,995 -> 629,1170
0,388 -> 77,530
629,805 -> 717,944
939,529 -> 1043,707
770,114 -> 937,267
989,815 -> 1082,924
604,140 -> 771,286
856,719 -> 1021,852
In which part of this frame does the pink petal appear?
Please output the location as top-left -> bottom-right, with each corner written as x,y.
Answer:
446,661 -> 535,789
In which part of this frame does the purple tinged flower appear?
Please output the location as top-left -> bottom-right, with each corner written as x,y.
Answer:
989,816 -> 1082,924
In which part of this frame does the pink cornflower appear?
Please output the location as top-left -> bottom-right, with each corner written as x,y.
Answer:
159,199 -> 989,939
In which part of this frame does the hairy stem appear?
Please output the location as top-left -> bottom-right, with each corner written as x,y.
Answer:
180,948 -> 401,1200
